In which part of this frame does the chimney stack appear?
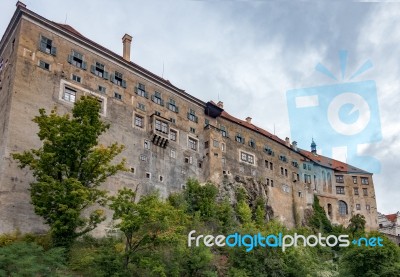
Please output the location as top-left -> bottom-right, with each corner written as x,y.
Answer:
122,34 -> 132,61
217,101 -> 224,109
285,137 -> 291,147
245,117 -> 252,124
292,141 -> 298,151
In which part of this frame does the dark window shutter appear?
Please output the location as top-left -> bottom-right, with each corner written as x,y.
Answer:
187,112 -> 190,120
151,95 -> 155,102
160,99 -> 164,106
175,106 -> 179,113
67,55 -> 72,64
110,74 -> 115,84
90,65 -> 96,74
122,80 -> 127,88
134,87 -> 138,94
51,46 -> 57,56
195,116 -> 198,123
144,91 -> 149,99
242,137 -> 245,144
82,61 -> 87,70
103,71 -> 109,80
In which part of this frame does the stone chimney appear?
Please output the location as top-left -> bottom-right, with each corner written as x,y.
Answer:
245,117 -> 252,124
285,137 -> 291,147
217,101 -> 224,109
292,141 -> 298,151
122,34 -> 132,61
16,1 -> 26,8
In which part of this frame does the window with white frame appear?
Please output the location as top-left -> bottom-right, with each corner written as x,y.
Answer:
144,140 -> 151,150
63,87 -> 76,103
188,137 -> 198,151
170,149 -> 176,158
155,119 -> 168,134
170,129 -> 177,141
135,114 -> 144,128
240,151 -> 254,164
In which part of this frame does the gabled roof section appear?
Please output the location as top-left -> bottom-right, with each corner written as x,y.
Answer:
0,2 -> 205,108
385,214 -> 398,223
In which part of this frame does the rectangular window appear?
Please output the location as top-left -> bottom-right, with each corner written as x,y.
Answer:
190,127 -> 196,133
170,129 -> 177,141
270,162 -> 273,170
72,74 -> 81,83
304,174 -> 311,184
220,125 -> 227,137
98,85 -> 106,93
213,140 -> 219,147
39,35 -> 56,55
68,50 -> 86,69
90,62 -> 109,79
39,60 -> 50,70
281,167 -> 284,175
361,177 -> 369,185
152,91 -> 164,106
155,119 -> 168,134
137,103 -> 146,111
187,109 -> 198,123
144,140 -> 151,150
363,188 -> 368,196
249,139 -> 256,148
145,172 -> 151,178
352,176 -> 358,184
356,204 -> 361,210
114,92 -> 122,100
112,71 -> 126,88
336,175 -> 344,183
63,87 -> 76,103
366,204 -> 370,210
285,169 -> 288,177
188,137 -> 198,151
354,188 -> 359,195
205,141 -> 209,149
170,118 -> 176,124
264,146 -> 274,156
279,155 -> 288,163
336,186 -> 345,195
170,149 -> 176,158
303,163 -> 307,170
135,83 -> 148,98
235,134 -> 245,144
240,151 -> 255,165
140,155 -> 147,162
168,99 -> 179,113
135,114 -> 144,128
221,143 -> 225,152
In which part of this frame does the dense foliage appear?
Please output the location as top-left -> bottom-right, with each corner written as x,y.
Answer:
5,99 -> 400,276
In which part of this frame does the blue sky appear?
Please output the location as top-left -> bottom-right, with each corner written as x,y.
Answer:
1,0 -> 399,214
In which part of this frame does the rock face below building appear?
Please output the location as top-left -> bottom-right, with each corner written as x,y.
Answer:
0,2 -> 378,236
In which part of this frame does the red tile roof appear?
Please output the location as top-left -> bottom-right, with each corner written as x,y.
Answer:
385,214 -> 397,223
219,106 -> 370,174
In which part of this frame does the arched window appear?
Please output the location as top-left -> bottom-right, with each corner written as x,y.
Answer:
338,200 -> 348,215
327,203 -> 332,217
322,171 -> 326,187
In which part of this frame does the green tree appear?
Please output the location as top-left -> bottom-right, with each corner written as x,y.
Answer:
184,178 -> 218,220
12,96 -> 125,248
339,232 -> 400,276
109,187 -> 185,268
348,214 -> 366,237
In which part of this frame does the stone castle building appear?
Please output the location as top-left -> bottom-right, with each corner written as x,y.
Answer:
0,2 -> 378,235
378,212 -> 400,246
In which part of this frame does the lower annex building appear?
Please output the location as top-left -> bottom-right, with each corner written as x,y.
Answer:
0,2 -> 378,235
